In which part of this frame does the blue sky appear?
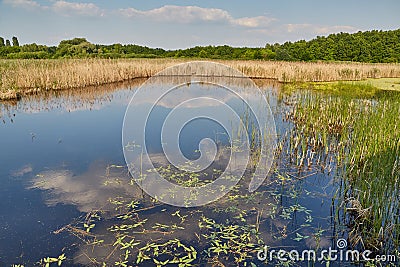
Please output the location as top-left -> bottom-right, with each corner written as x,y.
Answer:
0,0 -> 399,49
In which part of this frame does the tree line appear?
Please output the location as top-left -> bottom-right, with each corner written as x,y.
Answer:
0,29 -> 399,62
0,36 -> 19,47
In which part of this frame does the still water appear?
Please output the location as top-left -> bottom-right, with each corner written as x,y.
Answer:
0,78 -> 347,266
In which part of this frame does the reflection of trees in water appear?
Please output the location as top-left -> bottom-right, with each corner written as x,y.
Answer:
0,78 -> 146,121
0,77 -> 280,123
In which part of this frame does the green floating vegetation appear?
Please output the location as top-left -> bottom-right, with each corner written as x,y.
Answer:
199,216 -> 260,265
25,160 -> 321,267
11,83 -> 399,266
11,254 -> 66,267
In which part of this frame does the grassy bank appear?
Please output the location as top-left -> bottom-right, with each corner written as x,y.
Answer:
1,58 -> 400,100
285,77 -> 400,93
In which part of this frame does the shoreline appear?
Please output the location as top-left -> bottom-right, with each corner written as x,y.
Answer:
0,76 -> 149,101
1,58 -> 400,100
3,77 -> 399,101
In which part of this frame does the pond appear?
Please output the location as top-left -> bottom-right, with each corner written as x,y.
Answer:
0,65 -> 399,266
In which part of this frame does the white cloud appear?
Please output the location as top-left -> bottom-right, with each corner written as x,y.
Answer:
3,2 -> 274,28
119,5 -> 231,23
286,23 -> 358,35
286,23 -> 312,33
232,16 -> 275,28
315,25 -> 358,34
52,1 -> 104,17
118,5 -> 274,28
3,0 -> 42,9
3,0 -> 104,16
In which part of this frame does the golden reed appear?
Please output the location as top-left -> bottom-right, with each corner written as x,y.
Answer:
1,58 -> 400,99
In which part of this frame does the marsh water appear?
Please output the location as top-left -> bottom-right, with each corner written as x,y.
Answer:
0,78 -> 398,266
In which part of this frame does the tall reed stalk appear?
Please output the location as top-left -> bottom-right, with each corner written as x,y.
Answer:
1,59 -> 400,100
288,90 -> 400,253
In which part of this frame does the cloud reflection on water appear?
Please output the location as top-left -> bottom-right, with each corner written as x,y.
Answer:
29,161 -> 143,214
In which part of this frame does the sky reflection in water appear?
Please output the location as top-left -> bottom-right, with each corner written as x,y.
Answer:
0,79 -> 334,266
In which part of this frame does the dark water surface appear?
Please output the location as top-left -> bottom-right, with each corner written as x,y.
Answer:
0,79 -> 347,266
0,83 -> 143,264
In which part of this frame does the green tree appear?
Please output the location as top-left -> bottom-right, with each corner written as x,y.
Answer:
262,49 -> 276,59
56,38 -> 93,58
59,37 -> 88,46
198,49 -> 208,58
243,49 -> 255,59
253,49 -> 263,59
264,29 -> 400,63
12,36 -> 19,47
0,29 -> 399,62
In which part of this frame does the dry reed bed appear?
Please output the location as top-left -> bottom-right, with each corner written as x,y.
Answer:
228,60 -> 400,82
0,58 -> 181,93
1,58 -> 400,100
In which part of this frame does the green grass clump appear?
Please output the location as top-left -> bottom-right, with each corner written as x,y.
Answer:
283,78 -> 400,98
289,89 -> 400,253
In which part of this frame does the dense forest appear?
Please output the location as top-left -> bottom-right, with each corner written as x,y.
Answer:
1,29 -> 399,62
